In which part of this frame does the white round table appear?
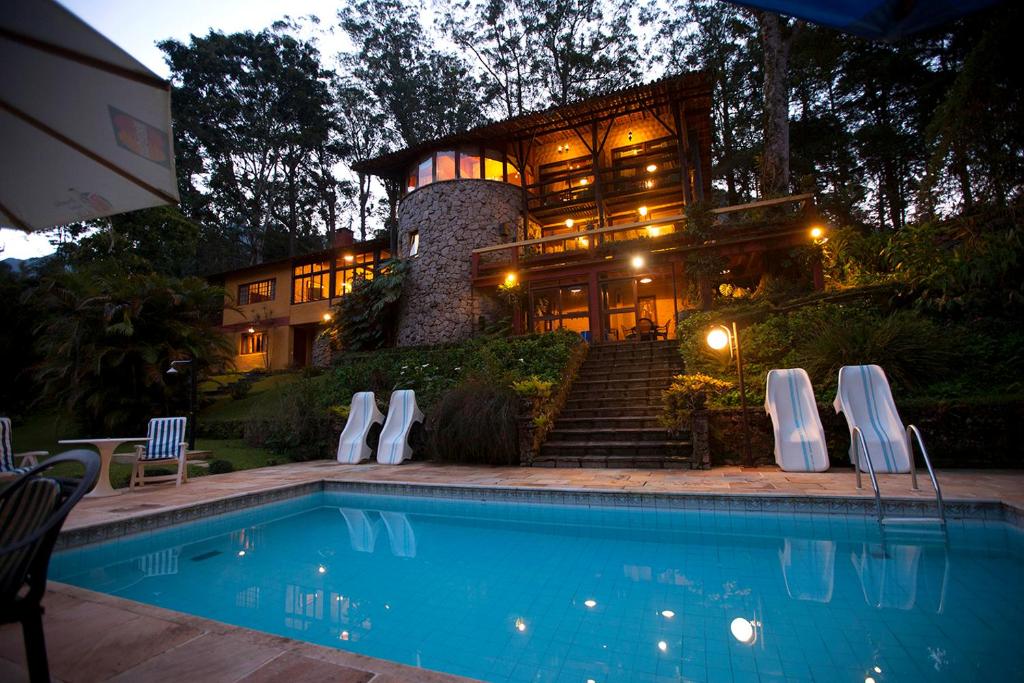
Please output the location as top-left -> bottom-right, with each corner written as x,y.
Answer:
59,437 -> 147,497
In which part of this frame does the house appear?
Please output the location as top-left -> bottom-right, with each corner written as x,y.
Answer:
217,72 -> 822,370
354,71 -> 822,347
216,230 -> 389,370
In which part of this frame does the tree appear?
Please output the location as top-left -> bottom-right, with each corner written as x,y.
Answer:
30,267 -> 233,433
335,81 -> 393,241
752,10 -> 802,197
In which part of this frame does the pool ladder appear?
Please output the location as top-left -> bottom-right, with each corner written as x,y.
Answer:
853,425 -> 946,527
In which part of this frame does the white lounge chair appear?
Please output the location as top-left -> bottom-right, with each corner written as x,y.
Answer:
764,369 -> 829,472
336,392 -> 385,464
779,538 -> 835,603
340,508 -> 379,553
130,417 -> 188,488
0,416 -> 48,476
380,511 -> 417,558
376,390 -> 424,465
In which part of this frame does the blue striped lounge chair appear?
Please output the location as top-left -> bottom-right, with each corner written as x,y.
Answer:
0,417 -> 48,478
130,417 -> 188,488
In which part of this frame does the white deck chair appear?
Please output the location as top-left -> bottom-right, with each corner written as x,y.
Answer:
0,417 -> 48,476
851,542 -> 921,610
376,390 -> 424,465
833,365 -> 912,474
380,511 -> 417,558
779,538 -> 835,603
764,369 -> 829,472
336,392 -> 385,464
130,417 -> 188,488
340,508 -> 379,553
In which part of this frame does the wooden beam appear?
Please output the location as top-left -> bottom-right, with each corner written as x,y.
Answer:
710,193 -> 813,214
644,106 -> 676,137
671,100 -> 693,206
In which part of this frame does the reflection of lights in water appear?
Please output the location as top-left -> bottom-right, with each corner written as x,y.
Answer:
340,630 -> 350,641
584,599 -> 597,608
317,565 -> 327,574
874,667 -> 882,673
515,618 -> 527,632
660,610 -> 675,619
384,604 -> 390,610
730,617 -> 756,645
237,550 -> 245,557
865,678 -> 875,683
657,641 -> 668,652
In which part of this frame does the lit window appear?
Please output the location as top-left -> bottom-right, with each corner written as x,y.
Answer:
507,157 -> 523,186
417,156 -> 432,187
459,148 -> 480,179
436,151 -> 456,181
484,149 -> 504,181
406,168 -> 417,193
240,331 -> 266,355
335,252 -> 376,296
238,278 -> 275,305
408,231 -> 420,257
292,261 -> 330,303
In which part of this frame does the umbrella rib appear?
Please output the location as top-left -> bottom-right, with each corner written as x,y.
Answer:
0,28 -> 169,90
0,199 -> 32,232
0,98 -> 178,206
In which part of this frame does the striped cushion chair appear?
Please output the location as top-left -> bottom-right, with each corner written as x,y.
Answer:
130,417 -> 189,489
0,417 -> 48,477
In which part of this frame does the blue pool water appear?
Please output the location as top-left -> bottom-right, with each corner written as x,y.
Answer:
53,492 -> 1024,682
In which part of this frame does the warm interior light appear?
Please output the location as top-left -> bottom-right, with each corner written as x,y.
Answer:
579,178 -> 589,186
570,287 -> 583,294
657,640 -> 668,652
322,313 -> 332,322
343,253 -> 355,262
707,326 -> 730,351
578,237 -> 589,248
810,226 -> 824,239
639,277 -> 653,284
247,326 -> 255,334
646,163 -> 657,173
631,255 -> 645,269
565,218 -> 575,229
505,272 -> 517,286
515,617 -> 527,632
638,205 -> 649,218
647,226 -> 661,237
584,599 -> 597,608
661,609 -> 675,618
730,617 -> 756,645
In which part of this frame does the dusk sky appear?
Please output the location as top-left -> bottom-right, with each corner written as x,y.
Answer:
1,0 -> 350,261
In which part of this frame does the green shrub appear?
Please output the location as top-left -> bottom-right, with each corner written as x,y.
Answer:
244,381 -> 332,461
208,459 -> 234,474
660,373 -> 733,431
511,376 -> 554,400
326,259 -> 408,351
423,381 -> 520,465
228,381 -> 252,400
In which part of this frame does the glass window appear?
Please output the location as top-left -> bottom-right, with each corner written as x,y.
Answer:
507,157 -> 523,186
292,260 -> 330,303
459,148 -> 480,179
240,331 -> 266,355
237,278 -> 275,305
408,231 -> 420,257
435,151 -> 456,181
406,169 -> 417,193
334,252 -> 376,296
417,156 -> 432,187
484,149 -> 504,181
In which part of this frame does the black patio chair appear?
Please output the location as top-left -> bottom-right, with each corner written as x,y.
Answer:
0,450 -> 99,683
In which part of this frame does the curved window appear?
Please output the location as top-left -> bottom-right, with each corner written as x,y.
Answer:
404,147 -> 524,194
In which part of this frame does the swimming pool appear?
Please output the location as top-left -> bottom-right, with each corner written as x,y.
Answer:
53,490 -> 1024,682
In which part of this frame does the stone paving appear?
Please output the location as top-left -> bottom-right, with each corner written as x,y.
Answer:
3,462 -> 1023,681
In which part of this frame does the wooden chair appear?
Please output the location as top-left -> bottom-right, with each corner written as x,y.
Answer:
130,417 -> 188,488
0,417 -> 48,477
0,450 -> 100,683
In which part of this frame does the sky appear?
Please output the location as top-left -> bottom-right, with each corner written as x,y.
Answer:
1,0 -> 349,261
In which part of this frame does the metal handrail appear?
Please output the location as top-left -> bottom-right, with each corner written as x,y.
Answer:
851,426 -> 883,523
907,425 -> 946,524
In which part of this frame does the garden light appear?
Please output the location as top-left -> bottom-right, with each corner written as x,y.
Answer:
505,272 -> 518,286
322,313 -> 332,322
705,322 -> 752,465
706,326 -> 730,351
810,226 -> 824,239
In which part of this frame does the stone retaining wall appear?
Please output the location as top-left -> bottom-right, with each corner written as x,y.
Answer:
395,180 -> 523,346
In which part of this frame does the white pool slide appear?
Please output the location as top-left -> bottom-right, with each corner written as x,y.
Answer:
764,368 -> 830,472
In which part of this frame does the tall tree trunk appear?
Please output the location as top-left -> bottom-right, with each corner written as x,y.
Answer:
755,12 -> 799,198
358,171 -> 370,241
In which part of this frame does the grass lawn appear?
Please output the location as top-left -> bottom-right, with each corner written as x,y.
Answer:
202,372 -> 301,423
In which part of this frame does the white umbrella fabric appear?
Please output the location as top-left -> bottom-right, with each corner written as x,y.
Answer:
0,0 -> 179,232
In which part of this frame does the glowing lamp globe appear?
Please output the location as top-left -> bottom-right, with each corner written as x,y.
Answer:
730,617 -> 756,644
630,255 -> 645,269
505,272 -> 517,286
810,226 -> 824,240
706,327 -> 730,351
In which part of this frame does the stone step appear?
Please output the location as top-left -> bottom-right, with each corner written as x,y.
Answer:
546,427 -> 675,443
571,375 -> 677,389
538,440 -> 692,458
558,406 -> 661,419
531,454 -> 694,469
562,398 -> 663,410
554,415 -> 666,429
575,364 -> 680,379
566,388 -> 668,402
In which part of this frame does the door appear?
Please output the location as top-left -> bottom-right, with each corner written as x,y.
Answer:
601,278 -> 637,341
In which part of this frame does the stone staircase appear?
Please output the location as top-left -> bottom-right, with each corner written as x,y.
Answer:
532,340 -> 694,468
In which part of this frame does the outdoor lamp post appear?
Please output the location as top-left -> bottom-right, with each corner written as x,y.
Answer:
167,359 -> 197,450
706,323 -> 752,466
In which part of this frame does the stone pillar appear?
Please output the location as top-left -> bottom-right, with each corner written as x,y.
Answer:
395,180 -> 524,346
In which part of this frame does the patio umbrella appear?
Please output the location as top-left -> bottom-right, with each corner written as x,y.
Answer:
725,0 -> 1002,40
0,0 -> 179,232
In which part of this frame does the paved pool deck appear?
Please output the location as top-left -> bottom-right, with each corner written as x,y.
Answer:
2,462 -> 1023,681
